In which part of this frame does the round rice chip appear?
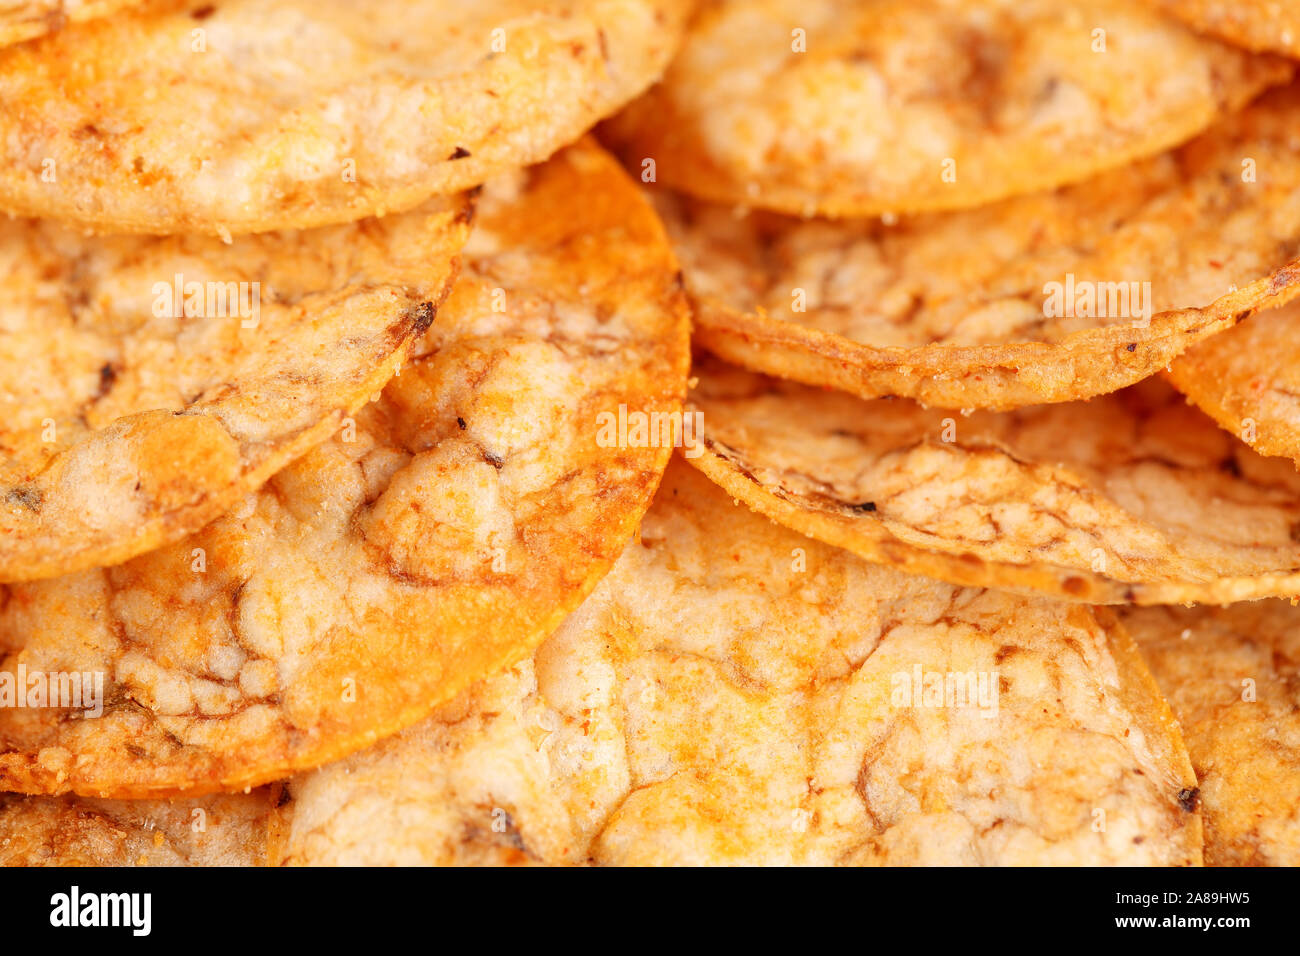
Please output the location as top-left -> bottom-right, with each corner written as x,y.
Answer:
0,0 -> 691,234
689,356 -> 1300,605
0,788 -> 280,865
0,194 -> 470,584
604,0 -> 1289,218
273,461 -> 1201,866
652,83 -> 1300,410
655,81 -> 1300,408
1124,601 -> 1300,866
0,140 -> 690,798
0,1 -> 146,47
1147,0 -> 1300,58
1167,301 -> 1300,464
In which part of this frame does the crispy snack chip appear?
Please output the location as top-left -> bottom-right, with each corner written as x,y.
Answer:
0,0 -> 148,47
1167,302 -> 1300,464
0,0 -> 144,47
1124,602 -> 1300,865
1147,0 -> 1300,58
0,141 -> 690,797
0,788 -> 280,865
0,194 -> 470,584
651,84 -> 1300,410
273,462 -> 1200,866
604,0 -> 1289,218
0,0 -> 690,234
689,357 -> 1300,604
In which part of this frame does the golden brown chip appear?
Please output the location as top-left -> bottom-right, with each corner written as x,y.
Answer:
1167,301 -> 1300,464
0,0 -> 690,235
1124,602 -> 1300,866
0,0 -> 144,47
604,0 -> 1288,218
0,195 -> 470,584
0,0 -> 140,46
0,140 -> 690,798
0,788 -> 279,866
688,356 -> 1300,604
1147,0 -> 1300,58
651,84 -> 1300,410
274,462 -> 1200,866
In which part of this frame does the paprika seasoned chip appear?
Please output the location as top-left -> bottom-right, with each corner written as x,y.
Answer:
1146,0 -> 1300,58
274,462 -> 1201,866
652,84 -> 1300,410
1124,602 -> 1300,866
0,788 -> 280,866
688,356 -> 1300,605
605,0 -> 1288,218
0,193 -> 470,583
0,0 -> 145,47
1167,302 -> 1300,464
0,0 -> 691,234
0,141 -> 690,797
